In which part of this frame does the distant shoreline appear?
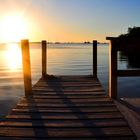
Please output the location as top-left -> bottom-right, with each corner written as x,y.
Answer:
0,42 -> 109,45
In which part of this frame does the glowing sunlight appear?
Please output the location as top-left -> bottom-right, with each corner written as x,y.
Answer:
0,14 -> 27,42
5,44 -> 22,71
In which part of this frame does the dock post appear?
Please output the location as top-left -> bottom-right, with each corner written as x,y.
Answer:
42,40 -> 47,77
93,40 -> 97,77
21,40 -> 32,96
109,40 -> 117,98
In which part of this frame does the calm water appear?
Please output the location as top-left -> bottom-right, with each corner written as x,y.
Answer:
0,43 -> 140,116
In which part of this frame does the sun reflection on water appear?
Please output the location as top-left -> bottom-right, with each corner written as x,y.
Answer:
5,44 -> 22,71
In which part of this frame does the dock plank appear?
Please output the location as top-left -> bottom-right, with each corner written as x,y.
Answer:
0,127 -> 134,137
7,111 -> 124,120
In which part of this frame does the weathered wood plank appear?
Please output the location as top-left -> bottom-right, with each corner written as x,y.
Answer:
0,137 -> 136,140
20,97 -> 111,102
37,79 -> 99,83
32,88 -> 105,92
0,127 -> 134,137
6,112 -> 124,120
23,95 -> 107,99
18,101 -> 114,106
0,119 -> 128,127
33,83 -> 101,86
34,82 -> 102,86
32,91 -> 106,95
11,107 -> 119,113
17,103 -> 115,107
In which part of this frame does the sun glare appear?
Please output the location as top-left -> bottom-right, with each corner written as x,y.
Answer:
0,14 -> 27,42
5,44 -> 22,71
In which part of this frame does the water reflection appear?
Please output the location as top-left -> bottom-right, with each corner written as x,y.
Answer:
4,43 -> 22,71
119,51 -> 140,69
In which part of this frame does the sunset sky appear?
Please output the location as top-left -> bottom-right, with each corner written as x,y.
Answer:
0,0 -> 140,42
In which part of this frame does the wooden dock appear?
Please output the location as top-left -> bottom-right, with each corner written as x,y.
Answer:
0,76 -> 136,139
0,39 -> 137,139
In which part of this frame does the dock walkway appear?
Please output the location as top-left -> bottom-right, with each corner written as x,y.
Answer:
0,75 -> 136,139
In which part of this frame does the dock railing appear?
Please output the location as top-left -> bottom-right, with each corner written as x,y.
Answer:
21,40 -> 98,96
107,37 -> 140,98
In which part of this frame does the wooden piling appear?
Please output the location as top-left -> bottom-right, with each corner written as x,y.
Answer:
93,40 -> 97,77
109,40 -> 117,98
42,40 -> 47,76
21,40 -> 32,96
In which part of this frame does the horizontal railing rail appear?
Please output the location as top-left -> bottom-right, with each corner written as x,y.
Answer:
117,70 -> 140,77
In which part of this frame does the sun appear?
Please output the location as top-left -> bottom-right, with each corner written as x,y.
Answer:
0,14 -> 27,42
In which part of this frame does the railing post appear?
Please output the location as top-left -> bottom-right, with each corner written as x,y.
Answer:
42,40 -> 47,77
93,40 -> 97,77
109,40 -> 117,98
21,40 -> 32,96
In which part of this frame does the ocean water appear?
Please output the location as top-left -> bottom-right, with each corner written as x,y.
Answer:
0,42 -> 140,116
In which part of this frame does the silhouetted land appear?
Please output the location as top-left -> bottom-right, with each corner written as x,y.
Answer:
117,27 -> 140,68
117,27 -> 140,52
119,27 -> 140,40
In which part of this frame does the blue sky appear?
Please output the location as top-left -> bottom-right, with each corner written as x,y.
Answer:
0,0 -> 140,42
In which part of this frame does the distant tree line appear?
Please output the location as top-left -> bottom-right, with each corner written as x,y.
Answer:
118,26 -> 140,39
118,27 -> 140,68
